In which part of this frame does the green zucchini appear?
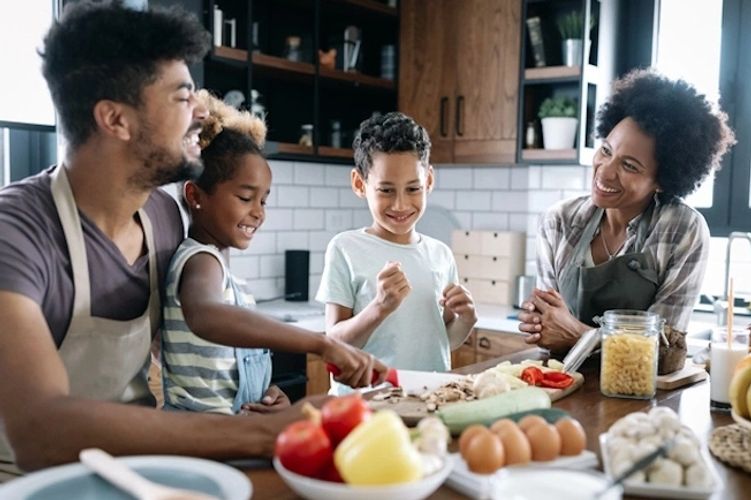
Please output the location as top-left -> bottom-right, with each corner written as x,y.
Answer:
503,407 -> 569,424
438,387 -> 551,434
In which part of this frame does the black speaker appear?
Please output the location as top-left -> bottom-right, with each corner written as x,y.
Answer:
284,250 -> 309,302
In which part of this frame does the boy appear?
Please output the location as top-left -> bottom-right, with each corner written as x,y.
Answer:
317,112 -> 477,395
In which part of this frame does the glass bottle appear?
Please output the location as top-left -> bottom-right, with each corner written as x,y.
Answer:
599,310 -> 663,399
525,121 -> 538,149
330,120 -> 342,148
284,36 -> 301,62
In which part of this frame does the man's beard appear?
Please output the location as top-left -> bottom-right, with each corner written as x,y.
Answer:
130,124 -> 204,189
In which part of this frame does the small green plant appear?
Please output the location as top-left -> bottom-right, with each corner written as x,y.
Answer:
538,97 -> 577,119
557,10 -> 595,40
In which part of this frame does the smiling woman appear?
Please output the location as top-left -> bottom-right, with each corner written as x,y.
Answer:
518,69 -> 736,375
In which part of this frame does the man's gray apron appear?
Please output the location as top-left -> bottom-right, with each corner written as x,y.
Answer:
0,165 -> 159,481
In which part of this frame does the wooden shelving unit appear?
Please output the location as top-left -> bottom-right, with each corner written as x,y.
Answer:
524,65 -> 581,81
203,0 -> 398,163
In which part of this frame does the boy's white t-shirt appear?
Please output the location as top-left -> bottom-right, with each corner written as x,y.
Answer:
316,228 -> 459,395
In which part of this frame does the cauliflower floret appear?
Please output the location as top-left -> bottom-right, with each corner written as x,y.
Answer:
472,370 -> 511,399
685,461 -> 713,488
647,458 -> 683,486
668,436 -> 699,466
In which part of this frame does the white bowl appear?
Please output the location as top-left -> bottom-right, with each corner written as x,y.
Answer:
272,457 -> 452,500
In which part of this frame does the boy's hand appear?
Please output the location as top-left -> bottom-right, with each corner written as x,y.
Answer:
321,337 -> 389,388
441,283 -> 477,324
239,385 -> 291,414
375,261 -> 411,316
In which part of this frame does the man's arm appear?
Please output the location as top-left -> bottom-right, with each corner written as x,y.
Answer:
0,291 -> 313,471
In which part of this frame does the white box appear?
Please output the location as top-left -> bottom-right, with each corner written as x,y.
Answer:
461,277 -> 513,305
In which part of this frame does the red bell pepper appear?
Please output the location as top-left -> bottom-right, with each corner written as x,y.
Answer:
540,371 -> 574,389
520,366 -> 544,386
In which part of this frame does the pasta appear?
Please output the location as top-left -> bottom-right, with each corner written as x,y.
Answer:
601,332 -> 657,397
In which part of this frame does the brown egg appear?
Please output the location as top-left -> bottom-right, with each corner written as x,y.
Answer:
525,423 -> 561,461
459,425 -> 490,457
490,418 -> 517,438
518,414 -> 548,432
497,423 -> 532,465
555,418 -> 587,456
463,431 -> 505,474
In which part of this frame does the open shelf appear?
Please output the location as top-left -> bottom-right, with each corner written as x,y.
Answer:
522,148 -> 578,161
266,142 -> 315,157
524,65 -> 581,81
319,67 -> 395,90
326,0 -> 398,16
317,146 -> 354,159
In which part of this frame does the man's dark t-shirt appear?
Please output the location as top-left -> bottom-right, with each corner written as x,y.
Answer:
0,166 -> 184,346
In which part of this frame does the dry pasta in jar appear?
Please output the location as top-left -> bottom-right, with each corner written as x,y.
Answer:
598,310 -> 661,399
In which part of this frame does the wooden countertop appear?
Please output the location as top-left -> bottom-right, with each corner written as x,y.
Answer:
243,348 -> 749,499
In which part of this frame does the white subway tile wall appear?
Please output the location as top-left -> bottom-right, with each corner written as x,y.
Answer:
225,160 -> 743,301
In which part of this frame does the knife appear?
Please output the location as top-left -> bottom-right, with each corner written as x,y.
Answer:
326,363 -> 400,387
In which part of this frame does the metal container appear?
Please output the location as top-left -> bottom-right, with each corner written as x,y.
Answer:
514,275 -> 536,308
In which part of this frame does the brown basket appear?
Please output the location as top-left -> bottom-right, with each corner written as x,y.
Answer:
709,424 -> 751,473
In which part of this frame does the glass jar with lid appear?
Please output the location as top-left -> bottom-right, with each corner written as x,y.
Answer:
599,310 -> 664,399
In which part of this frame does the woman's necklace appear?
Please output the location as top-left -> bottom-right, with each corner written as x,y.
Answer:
601,229 -> 626,261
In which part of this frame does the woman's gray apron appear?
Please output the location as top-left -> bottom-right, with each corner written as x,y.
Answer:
0,166 -> 159,480
558,205 -> 659,326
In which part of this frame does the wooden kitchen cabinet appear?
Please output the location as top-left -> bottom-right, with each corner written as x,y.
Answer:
306,353 -> 330,396
451,330 -> 477,369
475,328 -> 530,363
399,0 -> 521,164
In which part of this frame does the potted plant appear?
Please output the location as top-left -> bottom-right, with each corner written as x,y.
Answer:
557,10 -> 587,66
538,97 -> 578,150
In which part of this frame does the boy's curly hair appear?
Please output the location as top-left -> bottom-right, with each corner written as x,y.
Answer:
193,90 -> 267,193
353,112 -> 431,178
596,69 -> 736,201
41,0 -> 210,149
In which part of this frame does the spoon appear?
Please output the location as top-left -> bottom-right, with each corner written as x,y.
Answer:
79,448 -> 220,500
595,439 -> 674,499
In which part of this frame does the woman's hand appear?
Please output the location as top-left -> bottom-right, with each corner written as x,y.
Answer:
518,290 -> 544,344
523,289 -> 590,353
240,385 -> 291,415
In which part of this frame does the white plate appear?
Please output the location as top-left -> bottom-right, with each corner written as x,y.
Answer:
445,450 -> 600,499
0,455 -> 251,500
273,456 -> 452,500
599,433 -> 721,499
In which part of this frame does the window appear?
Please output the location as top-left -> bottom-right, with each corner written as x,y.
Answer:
655,0 -> 751,235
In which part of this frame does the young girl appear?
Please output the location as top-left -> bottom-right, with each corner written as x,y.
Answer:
161,91 -> 386,414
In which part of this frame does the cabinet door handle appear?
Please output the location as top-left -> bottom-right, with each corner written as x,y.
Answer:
455,95 -> 464,136
478,336 -> 490,349
440,96 -> 449,137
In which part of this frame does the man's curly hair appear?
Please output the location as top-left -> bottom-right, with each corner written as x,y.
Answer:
193,90 -> 267,194
596,69 -> 735,201
353,112 -> 431,178
41,0 -> 210,149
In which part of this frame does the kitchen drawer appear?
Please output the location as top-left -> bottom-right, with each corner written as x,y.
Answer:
475,330 -> 529,358
461,277 -> 513,305
451,230 -> 525,257
454,253 -> 524,281
451,344 -> 477,369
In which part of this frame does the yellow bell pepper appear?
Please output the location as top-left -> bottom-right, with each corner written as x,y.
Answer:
334,409 -> 422,485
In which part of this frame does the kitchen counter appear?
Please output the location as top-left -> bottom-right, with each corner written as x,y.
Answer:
243,349 -> 751,499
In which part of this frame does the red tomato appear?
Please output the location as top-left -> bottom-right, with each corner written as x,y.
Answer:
321,393 -> 372,445
275,420 -> 333,478
540,371 -> 574,389
520,366 -> 544,386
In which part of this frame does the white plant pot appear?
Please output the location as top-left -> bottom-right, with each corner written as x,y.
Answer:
541,117 -> 578,149
562,38 -> 583,66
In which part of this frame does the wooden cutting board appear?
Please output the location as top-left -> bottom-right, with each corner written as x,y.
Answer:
368,371 -> 584,426
656,363 -> 707,390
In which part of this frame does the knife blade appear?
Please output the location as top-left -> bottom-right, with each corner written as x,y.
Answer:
326,363 -> 399,387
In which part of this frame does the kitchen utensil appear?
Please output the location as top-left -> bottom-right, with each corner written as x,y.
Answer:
79,448 -> 219,500
326,363 -> 399,387
562,328 -> 599,373
514,275 -> 536,308
595,440 -> 674,499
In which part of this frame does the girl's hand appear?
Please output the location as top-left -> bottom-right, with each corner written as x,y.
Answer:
321,337 -> 389,388
374,261 -> 411,316
239,385 -> 291,414
440,283 -> 477,325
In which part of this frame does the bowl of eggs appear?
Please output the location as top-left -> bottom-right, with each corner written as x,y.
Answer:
445,410 -> 598,498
